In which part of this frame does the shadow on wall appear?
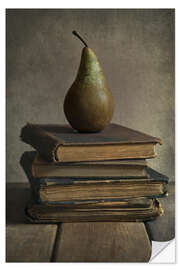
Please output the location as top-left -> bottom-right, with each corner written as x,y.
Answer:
6,183 -> 31,224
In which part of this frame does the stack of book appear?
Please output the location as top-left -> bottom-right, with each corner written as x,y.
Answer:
20,123 -> 168,223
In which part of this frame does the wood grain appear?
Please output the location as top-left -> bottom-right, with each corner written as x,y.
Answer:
6,183 -> 58,262
6,224 -> 57,262
55,222 -> 152,262
145,182 -> 175,241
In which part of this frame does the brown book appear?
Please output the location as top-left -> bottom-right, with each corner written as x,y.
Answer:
38,179 -> 167,203
20,152 -> 168,205
20,123 -> 162,162
145,182 -> 175,241
33,169 -> 168,204
32,154 -> 147,178
26,198 -> 163,223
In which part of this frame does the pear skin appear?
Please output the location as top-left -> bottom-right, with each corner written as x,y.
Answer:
64,33 -> 114,133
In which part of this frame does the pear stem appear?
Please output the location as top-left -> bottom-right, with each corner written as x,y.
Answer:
72,31 -> 88,47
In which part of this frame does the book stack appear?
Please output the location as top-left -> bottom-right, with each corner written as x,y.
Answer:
20,123 -> 168,223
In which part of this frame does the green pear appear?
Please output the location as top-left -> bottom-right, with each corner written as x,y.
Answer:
64,31 -> 114,132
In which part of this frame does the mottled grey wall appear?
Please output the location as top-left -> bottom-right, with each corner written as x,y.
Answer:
6,9 -> 175,183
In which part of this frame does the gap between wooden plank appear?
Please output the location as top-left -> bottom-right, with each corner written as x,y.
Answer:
50,223 -> 62,262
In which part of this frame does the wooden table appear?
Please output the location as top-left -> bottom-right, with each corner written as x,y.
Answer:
6,183 -> 174,262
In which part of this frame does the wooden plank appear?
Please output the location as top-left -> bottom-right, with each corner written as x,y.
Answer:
145,182 -> 175,241
6,224 -> 57,262
55,222 -> 152,262
6,183 -> 58,262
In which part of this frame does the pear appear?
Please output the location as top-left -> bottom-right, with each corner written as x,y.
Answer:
64,31 -> 114,133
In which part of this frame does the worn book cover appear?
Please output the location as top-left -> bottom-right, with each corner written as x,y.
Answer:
145,182 -> 175,241
25,197 -> 163,223
32,154 -> 148,178
20,123 -> 162,162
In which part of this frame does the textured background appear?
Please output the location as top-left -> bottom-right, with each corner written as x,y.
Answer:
6,9 -> 175,183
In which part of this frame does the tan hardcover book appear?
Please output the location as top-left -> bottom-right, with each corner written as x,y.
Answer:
20,123 -> 162,162
32,154 -> 147,178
